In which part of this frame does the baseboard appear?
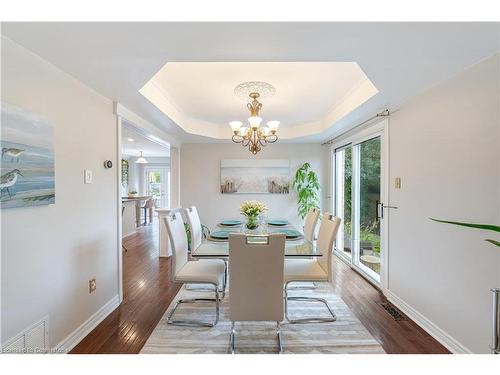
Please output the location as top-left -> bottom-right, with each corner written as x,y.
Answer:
55,295 -> 120,353
384,289 -> 472,354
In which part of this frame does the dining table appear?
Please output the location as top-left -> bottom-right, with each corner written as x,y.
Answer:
190,219 -> 322,258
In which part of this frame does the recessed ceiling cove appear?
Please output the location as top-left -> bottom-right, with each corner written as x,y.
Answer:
139,62 -> 378,139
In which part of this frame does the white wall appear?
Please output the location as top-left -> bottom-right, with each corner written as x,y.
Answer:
180,143 -> 328,230
1,37 -> 119,349
387,54 -> 500,353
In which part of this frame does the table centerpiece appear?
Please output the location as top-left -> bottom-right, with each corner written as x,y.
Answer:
240,200 -> 268,232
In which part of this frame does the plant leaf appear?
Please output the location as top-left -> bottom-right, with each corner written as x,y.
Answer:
430,218 -> 500,233
485,239 -> 500,247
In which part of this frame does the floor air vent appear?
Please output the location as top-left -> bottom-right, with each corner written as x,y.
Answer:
380,302 -> 407,321
2,316 -> 49,353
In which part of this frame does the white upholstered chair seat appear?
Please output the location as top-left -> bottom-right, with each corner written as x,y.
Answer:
174,259 -> 225,285
285,259 -> 328,282
284,259 -> 327,282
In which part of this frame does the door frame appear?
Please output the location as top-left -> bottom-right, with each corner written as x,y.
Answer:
330,118 -> 389,291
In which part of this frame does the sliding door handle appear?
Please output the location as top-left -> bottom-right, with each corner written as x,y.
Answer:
376,200 -> 382,221
376,201 -> 398,221
384,205 -> 399,210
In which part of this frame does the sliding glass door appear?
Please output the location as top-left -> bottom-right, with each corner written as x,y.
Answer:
333,123 -> 386,284
357,137 -> 381,279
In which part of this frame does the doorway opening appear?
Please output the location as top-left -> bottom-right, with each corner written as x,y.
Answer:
117,116 -> 175,302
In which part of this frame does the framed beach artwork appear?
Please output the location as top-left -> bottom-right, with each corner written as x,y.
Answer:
1,103 -> 55,209
220,159 -> 290,194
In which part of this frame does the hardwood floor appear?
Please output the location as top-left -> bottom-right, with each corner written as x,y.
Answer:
71,220 -> 449,354
330,258 -> 449,354
70,220 -> 181,354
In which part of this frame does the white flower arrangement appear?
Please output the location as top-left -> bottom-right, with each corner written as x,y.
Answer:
239,200 -> 268,218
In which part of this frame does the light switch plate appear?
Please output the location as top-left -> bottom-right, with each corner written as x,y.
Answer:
395,177 -> 401,189
84,169 -> 93,184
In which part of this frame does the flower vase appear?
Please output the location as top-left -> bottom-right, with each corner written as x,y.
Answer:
246,215 -> 259,230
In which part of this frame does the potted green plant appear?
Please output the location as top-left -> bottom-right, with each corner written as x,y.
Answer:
240,200 -> 268,231
292,162 -> 320,219
128,190 -> 138,198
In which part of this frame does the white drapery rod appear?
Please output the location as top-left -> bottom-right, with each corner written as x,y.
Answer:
321,109 -> 391,146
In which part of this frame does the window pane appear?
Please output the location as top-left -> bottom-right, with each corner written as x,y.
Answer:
358,137 -> 381,277
335,147 -> 353,258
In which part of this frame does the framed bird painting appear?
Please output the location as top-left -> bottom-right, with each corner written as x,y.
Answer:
1,102 -> 55,208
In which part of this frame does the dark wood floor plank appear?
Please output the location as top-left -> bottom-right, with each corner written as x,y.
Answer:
71,220 -> 449,354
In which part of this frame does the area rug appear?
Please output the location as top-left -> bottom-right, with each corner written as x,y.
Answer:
140,283 -> 385,354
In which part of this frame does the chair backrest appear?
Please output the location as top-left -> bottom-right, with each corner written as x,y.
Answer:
145,198 -> 156,208
316,213 -> 341,281
163,212 -> 189,277
303,207 -> 320,242
184,206 -> 202,251
229,233 -> 286,322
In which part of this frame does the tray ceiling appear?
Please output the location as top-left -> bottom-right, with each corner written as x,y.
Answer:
140,62 -> 378,139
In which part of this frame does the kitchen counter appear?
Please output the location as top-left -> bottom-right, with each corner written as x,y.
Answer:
121,196 -> 153,237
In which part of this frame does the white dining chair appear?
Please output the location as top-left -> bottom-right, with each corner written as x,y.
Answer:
284,213 -> 341,324
184,206 -> 203,251
229,233 -> 286,354
303,207 -> 320,242
184,206 -> 228,291
290,207 -> 321,291
163,212 -> 226,327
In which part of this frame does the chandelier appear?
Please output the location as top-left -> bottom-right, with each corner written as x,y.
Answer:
229,81 -> 279,155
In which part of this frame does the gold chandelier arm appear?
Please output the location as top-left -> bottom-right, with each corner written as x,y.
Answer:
232,134 -> 244,143
266,134 -> 278,143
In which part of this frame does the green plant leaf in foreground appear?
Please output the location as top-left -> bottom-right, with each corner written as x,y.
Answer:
430,218 -> 500,248
430,218 -> 500,233
485,239 -> 500,247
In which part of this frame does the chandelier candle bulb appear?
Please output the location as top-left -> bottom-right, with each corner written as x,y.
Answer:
267,120 -> 280,133
248,116 -> 262,129
229,121 -> 243,134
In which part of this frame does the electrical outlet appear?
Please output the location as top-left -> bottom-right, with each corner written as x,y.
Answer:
89,278 -> 96,294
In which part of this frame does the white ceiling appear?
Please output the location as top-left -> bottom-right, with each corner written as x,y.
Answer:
2,22 -> 499,143
140,62 -> 377,139
121,125 -> 170,157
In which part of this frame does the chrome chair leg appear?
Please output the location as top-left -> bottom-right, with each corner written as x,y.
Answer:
230,321 -> 236,354
284,281 -> 336,324
167,283 -> 220,327
288,282 -> 318,290
230,320 -> 284,354
277,321 -> 283,354
185,284 -> 216,291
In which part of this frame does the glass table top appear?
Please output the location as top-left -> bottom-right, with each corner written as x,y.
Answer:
191,224 -> 321,258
